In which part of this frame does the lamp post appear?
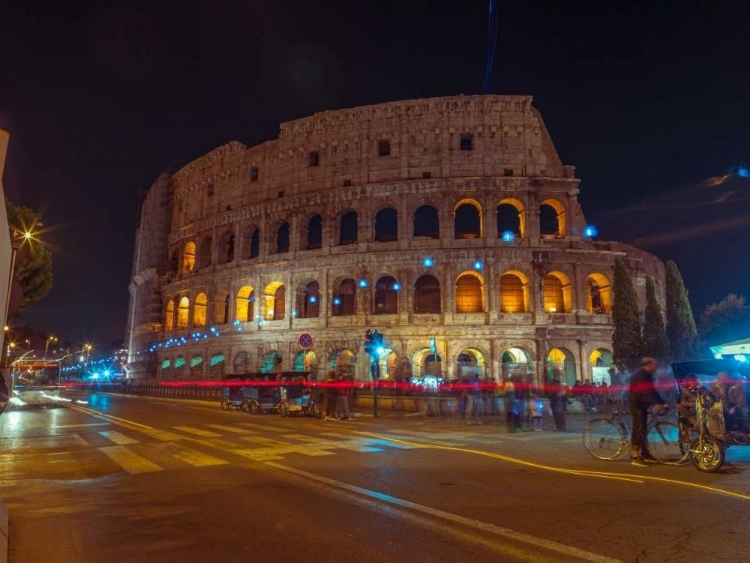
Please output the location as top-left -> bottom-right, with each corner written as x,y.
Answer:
44,336 -> 58,359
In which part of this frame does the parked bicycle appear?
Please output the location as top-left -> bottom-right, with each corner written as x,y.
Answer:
582,406 -> 689,464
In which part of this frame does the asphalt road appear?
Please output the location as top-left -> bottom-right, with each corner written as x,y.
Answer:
2,392 -> 750,563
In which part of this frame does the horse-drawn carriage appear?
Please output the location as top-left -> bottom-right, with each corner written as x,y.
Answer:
220,372 -> 320,417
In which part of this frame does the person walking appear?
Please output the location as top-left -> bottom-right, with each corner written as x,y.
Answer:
529,390 -> 544,431
503,376 -> 516,433
628,357 -> 668,466
547,377 -> 567,432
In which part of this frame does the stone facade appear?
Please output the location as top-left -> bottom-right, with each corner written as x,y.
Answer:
125,95 -> 666,386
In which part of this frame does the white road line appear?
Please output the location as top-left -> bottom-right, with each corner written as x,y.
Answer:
172,426 -> 222,438
149,442 -> 228,467
140,428 -> 186,441
99,431 -> 139,445
204,424 -> 255,434
265,461 -> 622,563
235,422 -> 287,432
100,446 -> 163,474
54,423 -> 111,429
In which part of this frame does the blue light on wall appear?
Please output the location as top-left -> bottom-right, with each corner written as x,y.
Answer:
358,279 -> 368,288
292,309 -> 298,317
308,295 -> 317,303
423,257 -> 434,268
333,297 -> 342,306
473,260 -> 484,270
583,224 -> 598,238
393,282 -> 401,291
738,166 -> 749,178
501,230 -> 515,243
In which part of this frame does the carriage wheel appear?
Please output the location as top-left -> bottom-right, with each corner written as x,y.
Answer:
690,437 -> 725,473
240,399 -> 251,413
248,400 -> 260,414
220,398 -> 230,411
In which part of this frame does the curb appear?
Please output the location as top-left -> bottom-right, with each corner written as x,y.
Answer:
0,499 -> 7,563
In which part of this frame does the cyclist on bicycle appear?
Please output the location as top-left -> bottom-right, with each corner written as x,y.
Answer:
629,357 -> 669,466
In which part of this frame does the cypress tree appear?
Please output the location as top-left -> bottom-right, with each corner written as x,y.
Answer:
612,258 -> 643,369
665,260 -> 698,361
643,275 -> 672,361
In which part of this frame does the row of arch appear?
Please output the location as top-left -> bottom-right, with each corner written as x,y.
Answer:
158,346 -> 614,387
173,198 -> 568,275
164,271 -> 612,330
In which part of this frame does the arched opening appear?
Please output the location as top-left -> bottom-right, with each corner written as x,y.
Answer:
233,352 -> 249,374
454,200 -> 482,239
235,285 -> 255,322
374,208 -> 398,242
164,300 -> 174,331
241,226 -> 260,260
413,349 -> 442,379
173,357 -> 186,379
160,359 -> 170,380
547,347 -> 576,385
374,276 -> 399,315
261,351 -> 282,373
456,348 -> 487,380
306,215 -> 322,250
190,356 -> 203,380
182,242 -> 196,273
217,230 -> 235,264
328,349 -> 356,376
497,198 -> 525,239
539,199 -> 566,239
455,273 -> 484,313
264,282 -> 286,320
332,278 -> 356,316
414,275 -> 441,314
193,293 -> 208,327
168,251 -> 179,278
586,273 -> 612,314
297,281 -> 320,319
213,289 -> 229,325
198,236 -> 212,269
275,221 -> 290,254
499,272 -> 529,313
177,297 -> 190,329
589,348 -> 614,385
209,354 -> 225,378
294,351 -> 319,379
413,205 -> 439,238
501,347 -> 534,380
339,211 -> 358,246
543,272 -> 573,313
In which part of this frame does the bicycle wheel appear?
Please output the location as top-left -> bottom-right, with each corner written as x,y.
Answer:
647,421 -> 689,464
583,419 -> 627,460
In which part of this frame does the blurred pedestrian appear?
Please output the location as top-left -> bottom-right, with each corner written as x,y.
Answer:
529,390 -> 544,431
547,377 -> 567,432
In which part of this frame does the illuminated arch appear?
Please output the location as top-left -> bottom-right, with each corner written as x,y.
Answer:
193,293 -> 208,327
213,289 -> 229,325
296,280 -> 320,319
182,242 -> 196,273
547,347 -> 577,385
586,273 -> 612,314
455,272 -> 485,313
189,355 -> 203,379
589,348 -> 613,367
328,349 -> 356,375
456,347 -> 488,379
500,347 -> 534,380
233,351 -> 249,374
543,271 -> 573,313
499,270 -> 529,313
173,356 -> 186,379
209,354 -> 225,378
293,350 -> 319,376
412,348 -> 442,378
539,198 -> 566,238
261,351 -> 282,373
453,199 -> 482,239
164,300 -> 175,331
264,281 -> 286,320
176,297 -> 190,330
235,285 -> 255,322
497,198 -> 525,239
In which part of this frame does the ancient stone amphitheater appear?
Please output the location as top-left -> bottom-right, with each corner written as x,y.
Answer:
126,95 -> 665,386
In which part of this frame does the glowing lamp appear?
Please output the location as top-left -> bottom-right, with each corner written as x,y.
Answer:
376,346 -> 385,355
292,309 -> 298,317
423,257 -> 434,268
333,297 -> 342,306
473,260 -> 484,270
309,295 -> 317,303
738,166 -> 749,178
583,225 -> 598,238
501,230 -> 515,243
358,279 -> 368,288
393,282 -> 401,291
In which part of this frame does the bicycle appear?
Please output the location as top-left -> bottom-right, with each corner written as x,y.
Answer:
582,406 -> 690,464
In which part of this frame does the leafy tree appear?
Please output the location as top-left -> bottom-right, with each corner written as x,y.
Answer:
643,275 -> 672,361
6,197 -> 53,309
612,258 -> 643,369
665,260 -> 698,360
698,294 -> 750,347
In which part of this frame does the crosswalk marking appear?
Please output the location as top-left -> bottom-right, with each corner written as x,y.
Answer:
173,426 -> 222,438
236,422 -> 287,432
241,436 -> 294,447
99,431 -> 139,445
140,428 -> 186,441
149,442 -> 228,467
100,446 -> 163,474
205,424 -> 255,435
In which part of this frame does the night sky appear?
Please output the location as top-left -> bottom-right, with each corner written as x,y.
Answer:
1,1 -> 749,350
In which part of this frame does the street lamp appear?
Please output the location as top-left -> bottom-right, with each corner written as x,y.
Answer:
44,336 -> 58,359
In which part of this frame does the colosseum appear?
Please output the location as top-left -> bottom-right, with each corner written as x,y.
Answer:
125,95 -> 665,388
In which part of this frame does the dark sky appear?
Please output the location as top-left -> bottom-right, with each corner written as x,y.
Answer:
1,1 -> 749,350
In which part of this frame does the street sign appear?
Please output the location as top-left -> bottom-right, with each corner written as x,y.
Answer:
299,333 -> 313,348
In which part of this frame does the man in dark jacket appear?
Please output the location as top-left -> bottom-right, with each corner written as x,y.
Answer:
628,357 -> 667,466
